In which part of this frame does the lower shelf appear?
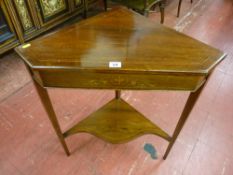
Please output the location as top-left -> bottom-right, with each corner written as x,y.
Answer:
63,98 -> 171,144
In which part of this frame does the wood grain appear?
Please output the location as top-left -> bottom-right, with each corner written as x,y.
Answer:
15,7 -> 225,75
64,98 -> 171,143
14,7 -> 226,159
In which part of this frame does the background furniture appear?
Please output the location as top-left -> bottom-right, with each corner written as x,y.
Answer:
177,0 -> 193,17
103,0 -> 165,23
0,1 -> 18,54
15,8 -> 225,159
0,0 -> 99,55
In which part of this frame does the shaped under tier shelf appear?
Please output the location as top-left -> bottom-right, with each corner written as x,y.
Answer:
63,99 -> 171,144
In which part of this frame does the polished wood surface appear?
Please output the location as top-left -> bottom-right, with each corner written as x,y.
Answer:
64,98 -> 171,143
16,8 -> 224,74
34,69 -> 206,91
15,7 -> 225,159
15,8 -> 225,92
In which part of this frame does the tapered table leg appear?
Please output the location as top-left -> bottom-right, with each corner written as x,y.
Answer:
115,90 -> 121,99
33,81 -> 70,156
163,83 -> 205,159
25,65 -> 70,156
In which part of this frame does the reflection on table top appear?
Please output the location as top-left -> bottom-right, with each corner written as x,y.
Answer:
15,7 -> 225,75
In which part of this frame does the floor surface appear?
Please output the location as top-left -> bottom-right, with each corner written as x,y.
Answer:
0,0 -> 233,174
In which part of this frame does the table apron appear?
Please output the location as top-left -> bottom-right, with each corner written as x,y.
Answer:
34,70 -> 206,91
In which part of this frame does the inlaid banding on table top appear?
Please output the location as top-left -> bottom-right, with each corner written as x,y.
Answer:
15,7 -> 225,75
63,99 -> 171,144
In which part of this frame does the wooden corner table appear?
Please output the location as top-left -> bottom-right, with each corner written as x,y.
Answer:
15,7 -> 226,160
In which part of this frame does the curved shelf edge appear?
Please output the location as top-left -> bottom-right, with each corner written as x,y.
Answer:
64,129 -> 171,144
63,99 -> 171,144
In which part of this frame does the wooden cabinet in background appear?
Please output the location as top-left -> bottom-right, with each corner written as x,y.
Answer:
73,0 -> 83,10
5,0 -> 39,42
0,0 -> 98,55
0,0 -> 19,54
71,0 -> 85,17
86,0 -> 100,11
35,0 -> 71,26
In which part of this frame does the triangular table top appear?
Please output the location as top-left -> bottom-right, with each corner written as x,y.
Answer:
16,7 -> 225,75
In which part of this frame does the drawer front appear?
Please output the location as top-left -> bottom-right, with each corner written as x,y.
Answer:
35,70 -> 206,91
